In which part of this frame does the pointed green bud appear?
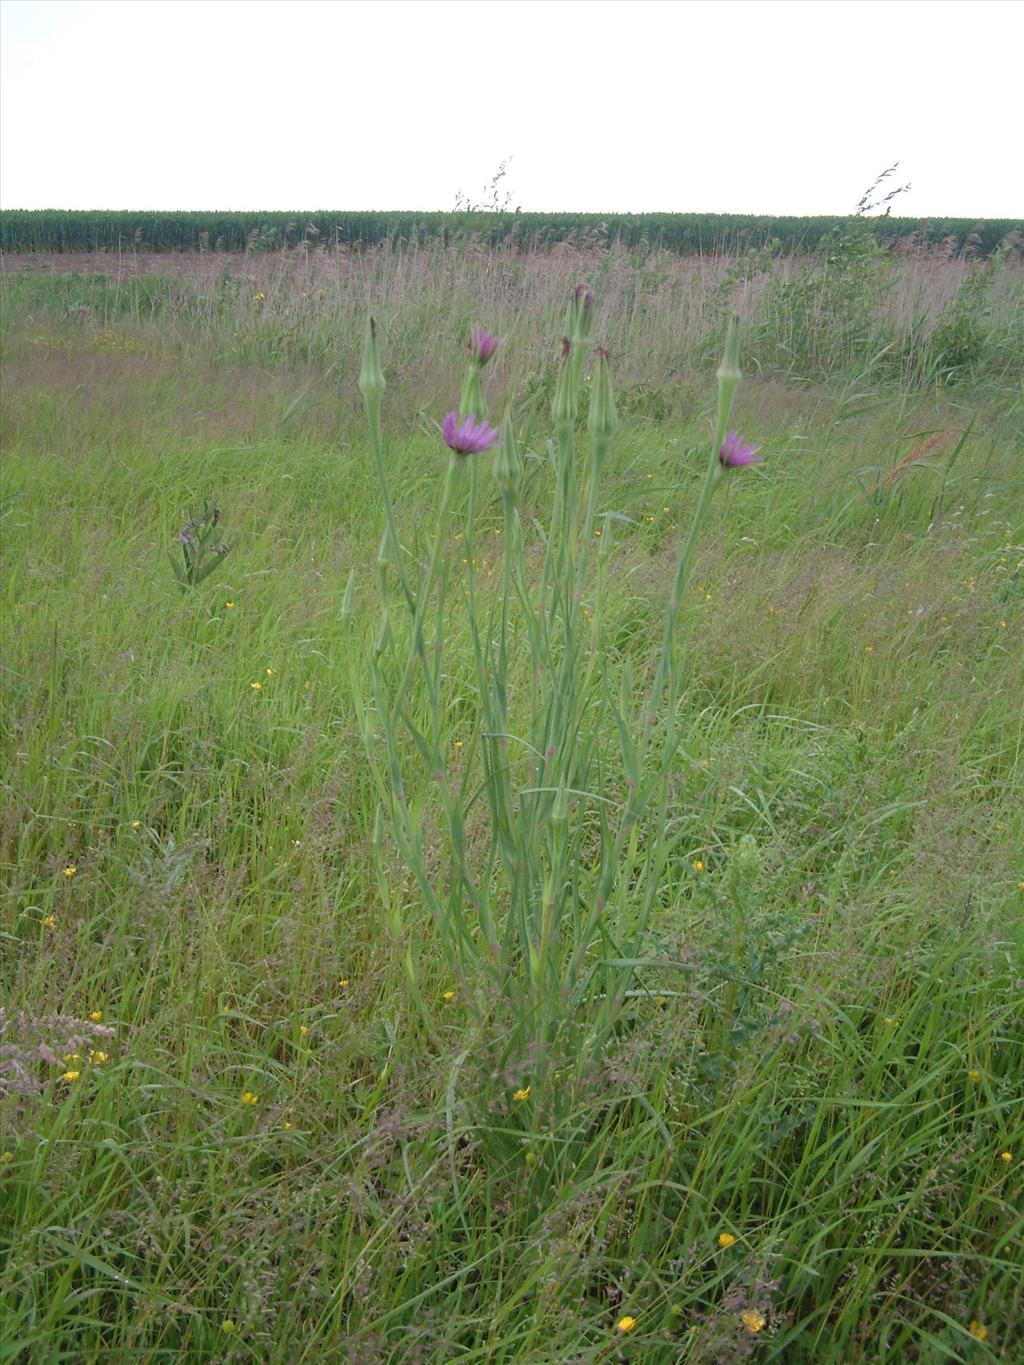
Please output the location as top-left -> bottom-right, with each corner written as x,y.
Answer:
493,409 -> 522,491
551,780 -> 568,827
713,314 -> 742,459
716,313 -> 742,386
552,339 -> 577,425
358,316 -> 386,402
340,568 -> 356,620
564,285 -> 593,346
587,348 -> 617,439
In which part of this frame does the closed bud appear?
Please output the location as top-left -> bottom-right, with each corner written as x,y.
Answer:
358,316 -> 386,402
552,341 -> 578,425
716,314 -> 742,385
565,285 -> 593,345
588,347 -> 618,439
493,410 -> 522,491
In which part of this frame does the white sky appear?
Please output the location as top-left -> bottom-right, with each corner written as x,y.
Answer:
1,0 -> 1021,217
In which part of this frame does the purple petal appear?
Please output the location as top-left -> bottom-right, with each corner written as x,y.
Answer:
719,430 -> 762,468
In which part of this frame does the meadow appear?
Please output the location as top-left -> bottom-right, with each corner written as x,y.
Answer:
1,231 -> 1023,1363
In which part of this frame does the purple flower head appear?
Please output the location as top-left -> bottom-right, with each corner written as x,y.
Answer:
470,330 -> 499,366
442,411 -> 500,456
719,431 -> 762,468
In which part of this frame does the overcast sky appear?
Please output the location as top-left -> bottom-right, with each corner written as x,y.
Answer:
1,0 -> 1021,218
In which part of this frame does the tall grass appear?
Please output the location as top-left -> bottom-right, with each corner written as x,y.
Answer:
3,232 -> 1022,401
1,243 -> 1022,1362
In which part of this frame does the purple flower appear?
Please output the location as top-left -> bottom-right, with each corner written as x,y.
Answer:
470,329 -> 499,365
442,411 -> 500,456
719,431 -> 762,468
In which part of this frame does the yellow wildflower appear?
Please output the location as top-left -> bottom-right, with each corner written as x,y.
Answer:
741,1310 -> 766,1334
968,1069 -> 981,1083
338,978 -> 349,990
89,1051 -> 108,1065
283,1120 -> 293,1130
999,1151 -> 1012,1163
241,1091 -> 259,1106
62,1070 -> 80,1082
89,1010 -> 103,1022
968,1321 -> 988,1341
718,1232 -> 736,1248
225,600 -> 234,609
266,667 -> 275,676
130,821 -> 141,829
62,1053 -> 79,1064
616,1316 -> 637,1333
299,1025 -> 309,1037
512,1086 -> 531,1102
442,990 -> 455,1002
63,866 -> 76,878
693,859 -> 704,873
250,681 -> 262,691
43,915 -> 56,929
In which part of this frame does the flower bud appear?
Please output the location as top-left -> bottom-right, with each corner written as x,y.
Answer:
565,285 -> 593,346
587,347 -> 618,439
358,316 -> 386,402
552,339 -> 577,425
493,410 -> 522,492
716,313 -> 741,386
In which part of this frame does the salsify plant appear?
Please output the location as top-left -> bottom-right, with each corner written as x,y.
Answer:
356,293 -> 762,1079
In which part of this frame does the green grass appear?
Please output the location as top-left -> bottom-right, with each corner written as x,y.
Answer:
1,252 -> 1022,1363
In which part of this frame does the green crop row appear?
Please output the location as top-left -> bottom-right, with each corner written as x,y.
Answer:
2,208 -> 1021,255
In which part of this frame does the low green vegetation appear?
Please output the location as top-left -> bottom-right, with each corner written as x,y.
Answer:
1,241 -> 1021,1362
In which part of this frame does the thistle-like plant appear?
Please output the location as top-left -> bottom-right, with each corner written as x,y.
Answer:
168,497 -> 231,590
358,301 -> 762,1082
